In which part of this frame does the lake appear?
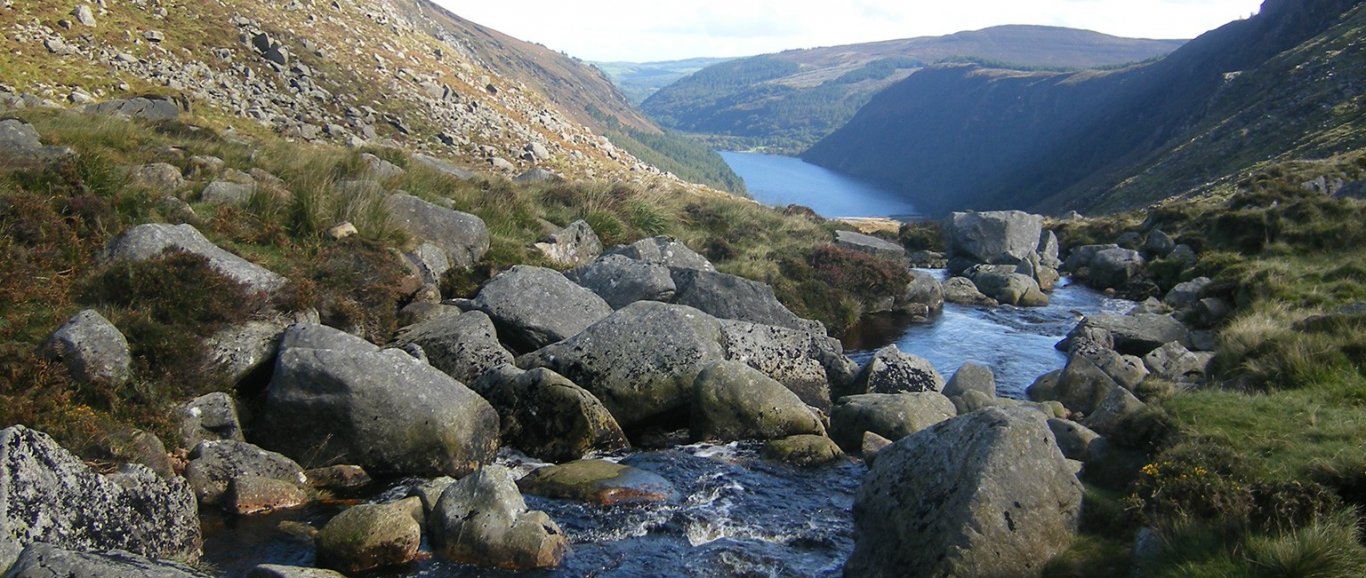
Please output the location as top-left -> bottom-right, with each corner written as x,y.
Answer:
719,151 -> 919,219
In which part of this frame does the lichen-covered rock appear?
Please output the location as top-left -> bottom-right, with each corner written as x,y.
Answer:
944,211 -> 1044,270
847,408 -> 1082,577
429,465 -> 569,570
762,435 -> 845,467
5,543 -> 211,578
1061,312 -> 1191,356
471,265 -> 613,353
183,439 -> 306,506
256,324 -> 499,477
853,345 -> 945,395
517,460 -> 675,505
517,302 -> 724,428
106,224 -> 286,294
384,193 -> 489,268
0,426 -> 202,571
39,309 -> 131,387
1047,418 -> 1106,463
534,219 -> 602,266
471,366 -> 628,462
316,499 -> 422,573
829,392 -> 957,451
393,311 -> 513,384
605,236 -> 714,271
565,254 -> 676,309
690,361 -> 826,442
942,276 -> 998,306
717,320 -> 833,412
670,268 -> 807,330
1087,247 -> 1145,290
1143,341 -> 1214,384
943,362 -> 997,399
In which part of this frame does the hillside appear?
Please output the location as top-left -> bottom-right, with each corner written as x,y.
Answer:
640,26 -> 1184,152
803,0 -> 1366,215
0,0 -> 744,191
593,57 -> 734,105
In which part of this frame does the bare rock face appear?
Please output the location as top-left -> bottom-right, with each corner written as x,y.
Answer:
429,465 -> 569,570
0,426 -> 202,571
39,309 -> 131,388
847,408 -> 1082,577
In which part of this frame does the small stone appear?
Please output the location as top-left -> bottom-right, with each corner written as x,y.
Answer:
327,221 -> 358,240
73,4 -> 97,27
144,30 -> 165,42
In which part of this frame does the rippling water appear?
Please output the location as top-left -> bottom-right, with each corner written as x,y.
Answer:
844,271 -> 1134,398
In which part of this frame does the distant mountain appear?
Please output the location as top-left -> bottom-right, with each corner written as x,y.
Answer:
640,26 -> 1185,152
803,0 -> 1366,215
593,58 -> 735,105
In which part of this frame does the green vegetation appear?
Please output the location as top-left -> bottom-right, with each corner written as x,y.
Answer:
1046,166 -> 1366,577
0,108 -> 907,458
603,125 -> 747,193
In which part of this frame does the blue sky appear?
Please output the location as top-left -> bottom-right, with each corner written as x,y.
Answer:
436,0 -> 1266,62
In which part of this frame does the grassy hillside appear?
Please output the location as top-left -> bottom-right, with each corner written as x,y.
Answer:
642,26 -> 1183,153
804,0 -> 1366,216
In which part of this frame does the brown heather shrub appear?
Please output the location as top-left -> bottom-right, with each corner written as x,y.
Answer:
805,244 -> 910,300
278,239 -> 412,344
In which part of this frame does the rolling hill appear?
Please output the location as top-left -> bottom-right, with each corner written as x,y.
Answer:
592,57 -> 734,105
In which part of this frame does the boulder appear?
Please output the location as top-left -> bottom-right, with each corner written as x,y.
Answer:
517,302 -> 725,428
829,392 -> 957,452
256,324 -> 499,477
72,5 -> 98,27
1061,313 -> 1191,356
106,224 -> 286,294
398,302 -> 459,328
39,309 -> 131,387
178,393 -> 245,453
360,153 -> 405,180
1035,353 -> 1121,416
200,181 -> 255,205
853,345 -> 944,395
225,475 -> 309,515
316,499 -> 422,573
690,361 -> 826,442
1047,418 -> 1105,462
944,211 -> 1044,270
534,220 -> 602,267
471,366 -> 628,462
1038,230 -> 1061,268
85,96 -> 181,120
565,254 -> 676,309
384,193 -> 489,268
1143,341 -> 1213,384
670,268 -> 806,330
304,465 -> 372,493
717,320 -> 833,412
969,266 -> 1048,307
248,565 -> 347,578
1087,247 -> 1145,290
846,408 -> 1082,577
860,431 -> 894,465
1081,386 -> 1146,436
1143,230 -> 1176,257
834,230 -> 906,261
897,270 -> 945,320
5,543 -> 210,578
942,276 -> 997,306
393,311 -> 513,384
605,236 -> 714,271
471,265 -> 613,352
202,313 -> 312,388
1168,244 -> 1198,268
517,460 -> 675,505
0,119 -> 74,169
1076,347 -> 1149,391
131,163 -> 185,193
1116,231 -> 1144,250
0,426 -> 201,571
429,465 -> 569,570
762,435 -> 845,467
183,439 -> 306,506
402,242 -> 451,286
514,167 -> 561,184
1164,276 -> 1211,310
1062,244 -> 1117,273
412,153 -> 475,180
943,362 -> 997,399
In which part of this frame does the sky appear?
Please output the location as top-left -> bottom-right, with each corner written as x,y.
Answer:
435,0 -> 1267,63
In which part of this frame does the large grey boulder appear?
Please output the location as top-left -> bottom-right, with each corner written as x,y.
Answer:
829,393 -> 956,452
402,242 -> 451,286
834,231 -> 906,261
412,153 -> 475,180
690,361 -> 826,442
942,276 -> 997,306
315,499 -> 422,573
202,311 -> 315,388
565,254 -> 676,309
200,181 -> 255,206
106,224 -> 286,294
1081,386 -> 1146,436
853,345 -> 945,395
1164,276 -> 1211,310
0,426 -> 202,571
943,362 -> 997,399
131,163 -> 185,193
256,324 -> 500,477
0,119 -> 74,169
1031,353 -> 1121,416
717,320 -> 833,412
517,302 -> 724,428
944,211 -> 1044,271
897,270 -> 944,320
183,440 -> 306,506
534,220 -> 602,267
429,465 -> 569,570
85,96 -> 181,120
393,311 -> 513,384
39,309 -> 131,387
605,236 -> 714,271
384,193 -> 489,268
1143,341 -> 1214,384
968,266 -> 1048,307
471,265 -> 613,352
1062,244 -> 1118,272
1087,247 -> 1145,289
1047,418 -> 1105,462
5,543 -> 211,578
471,366 -> 628,462
1061,313 -> 1191,356
847,408 -> 1082,577
670,268 -> 806,330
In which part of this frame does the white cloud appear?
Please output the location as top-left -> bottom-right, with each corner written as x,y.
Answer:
436,0 -> 1264,62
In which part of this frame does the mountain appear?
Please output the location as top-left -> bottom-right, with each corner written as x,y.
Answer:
803,0 -> 1366,215
640,26 -> 1185,152
593,57 -> 735,105
1,0 -> 741,190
